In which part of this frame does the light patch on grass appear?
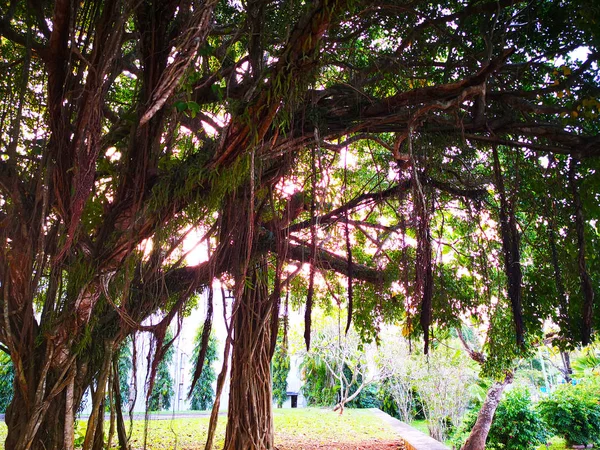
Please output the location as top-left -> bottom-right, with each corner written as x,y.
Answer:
274,408 -> 399,446
114,417 -> 226,449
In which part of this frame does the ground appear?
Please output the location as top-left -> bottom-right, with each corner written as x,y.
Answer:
274,409 -> 405,449
275,437 -> 405,450
0,408 -> 405,449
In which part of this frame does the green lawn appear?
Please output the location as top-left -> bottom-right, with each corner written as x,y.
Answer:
537,436 -> 567,450
409,419 -> 429,435
0,408 -> 400,449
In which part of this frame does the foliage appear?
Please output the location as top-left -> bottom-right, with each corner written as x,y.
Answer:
272,321 -> 291,408
1,0 -> 600,447
538,379 -> 600,446
189,326 -> 218,411
0,353 -> 13,413
379,379 -> 425,423
300,352 -> 338,406
571,348 -> 600,379
148,331 -> 175,412
376,334 -> 419,422
449,409 -> 479,449
346,382 -> 381,409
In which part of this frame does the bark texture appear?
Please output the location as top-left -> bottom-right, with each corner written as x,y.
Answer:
223,263 -> 277,450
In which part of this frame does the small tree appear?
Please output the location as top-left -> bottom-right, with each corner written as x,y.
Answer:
272,321 -> 291,408
377,335 -> 416,422
489,388 -> 549,450
189,327 -> 218,411
148,331 -> 175,412
306,319 -> 391,414
411,344 -> 476,442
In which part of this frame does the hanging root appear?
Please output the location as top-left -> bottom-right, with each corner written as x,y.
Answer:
409,127 -> 433,354
569,160 -> 594,345
492,146 -> 524,346
305,144 -> 318,350
345,207 -> 354,335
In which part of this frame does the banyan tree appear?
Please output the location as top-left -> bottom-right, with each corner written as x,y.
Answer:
0,0 -> 599,449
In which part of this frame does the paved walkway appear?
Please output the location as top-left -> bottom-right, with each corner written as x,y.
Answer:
369,409 -> 450,450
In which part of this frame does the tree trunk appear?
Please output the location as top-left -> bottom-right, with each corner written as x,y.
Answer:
560,351 -> 573,383
4,363 -> 84,450
112,358 -> 130,450
461,372 -> 513,450
223,263 -> 277,450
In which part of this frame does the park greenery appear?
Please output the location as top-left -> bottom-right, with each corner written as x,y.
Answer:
272,321 -> 291,408
0,0 -> 599,449
298,314 -> 600,449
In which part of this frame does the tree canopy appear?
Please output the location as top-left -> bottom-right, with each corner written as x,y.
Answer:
0,0 -> 599,448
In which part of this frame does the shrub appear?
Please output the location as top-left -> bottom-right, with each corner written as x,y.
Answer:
487,388 -> 549,450
538,379 -> 600,446
347,383 -> 381,409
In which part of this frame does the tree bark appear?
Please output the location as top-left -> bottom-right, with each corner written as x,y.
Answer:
461,372 -> 514,450
112,358 -> 130,450
223,263 -> 277,450
5,362 -> 83,450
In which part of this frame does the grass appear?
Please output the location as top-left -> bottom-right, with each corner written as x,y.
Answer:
408,419 -> 429,435
536,436 -> 567,450
0,408 -> 400,449
275,408 -> 399,446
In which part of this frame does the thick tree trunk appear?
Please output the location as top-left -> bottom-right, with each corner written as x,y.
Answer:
223,264 -> 277,450
5,364 -> 83,450
461,372 -> 513,450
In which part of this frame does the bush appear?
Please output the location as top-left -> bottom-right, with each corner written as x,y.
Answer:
347,383 -> 381,409
451,388 -> 549,450
487,388 -> 549,450
538,379 -> 600,446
